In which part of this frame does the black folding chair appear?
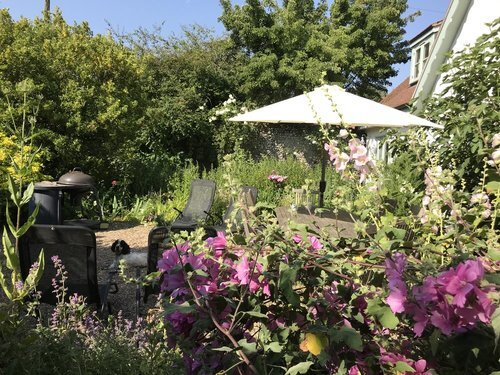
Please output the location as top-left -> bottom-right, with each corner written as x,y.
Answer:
19,224 -> 114,315
205,185 -> 258,236
143,226 -> 169,303
171,179 -> 216,233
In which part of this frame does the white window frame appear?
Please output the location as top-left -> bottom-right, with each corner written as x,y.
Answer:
410,41 -> 431,84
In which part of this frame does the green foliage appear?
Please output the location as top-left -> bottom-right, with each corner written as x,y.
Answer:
220,0 -> 410,104
0,10 -> 147,187
423,18 -> 500,191
134,25 -> 244,170
0,302 -> 183,374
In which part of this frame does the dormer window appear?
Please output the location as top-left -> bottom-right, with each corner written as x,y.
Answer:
410,41 -> 431,84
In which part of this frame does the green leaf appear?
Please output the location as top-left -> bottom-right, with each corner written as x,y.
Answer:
5,203 -> 17,237
24,250 -> 45,292
429,329 -> 441,356
244,310 -> 268,319
285,361 -> 314,375
485,181 -> 500,194
265,341 -> 283,353
379,307 -> 399,329
484,273 -> 500,285
162,301 -> 196,315
2,228 -> 19,273
212,346 -> 234,352
338,327 -> 363,351
17,205 -> 39,237
366,298 -> 399,329
237,338 -> 257,355
279,262 -> 300,307
488,246 -> 500,262
492,307 -> 500,351
394,361 -> 415,373
7,174 -> 21,206
20,182 -> 34,206
0,267 -> 13,300
192,268 -> 209,278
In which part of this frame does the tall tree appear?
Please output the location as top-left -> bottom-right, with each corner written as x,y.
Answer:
219,0 -> 410,104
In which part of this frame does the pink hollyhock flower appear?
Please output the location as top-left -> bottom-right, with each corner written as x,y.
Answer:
268,171 -> 288,185
470,193 -> 491,209
492,133 -> 500,148
325,142 -> 340,162
380,349 -> 432,374
235,257 -> 251,285
167,309 -> 196,336
339,128 -> 349,138
492,149 -> 500,165
422,195 -> 431,206
335,152 -> 350,172
293,234 -> 323,253
348,138 -> 361,154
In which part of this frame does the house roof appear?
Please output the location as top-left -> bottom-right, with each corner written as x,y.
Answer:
380,77 -> 416,109
409,20 -> 443,45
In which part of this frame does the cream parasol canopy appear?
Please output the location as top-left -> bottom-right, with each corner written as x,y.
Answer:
229,85 -> 442,207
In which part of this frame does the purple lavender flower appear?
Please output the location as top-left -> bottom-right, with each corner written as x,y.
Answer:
29,261 -> 40,273
14,280 -> 24,291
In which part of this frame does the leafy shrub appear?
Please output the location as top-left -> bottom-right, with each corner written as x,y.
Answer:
423,19 -> 499,191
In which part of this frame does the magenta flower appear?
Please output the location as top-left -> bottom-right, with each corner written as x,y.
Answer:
379,349 -> 432,374
205,231 -> 226,258
409,259 -> 495,336
231,256 -> 270,296
384,253 -> 408,313
293,234 -> 323,253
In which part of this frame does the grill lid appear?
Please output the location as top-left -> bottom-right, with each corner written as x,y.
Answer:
58,167 -> 95,187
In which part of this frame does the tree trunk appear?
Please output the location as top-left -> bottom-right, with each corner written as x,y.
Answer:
44,0 -> 50,21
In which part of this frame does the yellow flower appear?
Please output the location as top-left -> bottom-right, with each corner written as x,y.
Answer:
299,333 -> 328,356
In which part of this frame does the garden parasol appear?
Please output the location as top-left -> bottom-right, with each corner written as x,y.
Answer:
229,85 -> 443,206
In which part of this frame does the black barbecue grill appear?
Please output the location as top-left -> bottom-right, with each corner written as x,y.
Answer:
29,168 -> 101,229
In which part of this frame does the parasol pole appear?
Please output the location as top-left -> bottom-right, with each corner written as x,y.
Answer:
319,149 -> 326,207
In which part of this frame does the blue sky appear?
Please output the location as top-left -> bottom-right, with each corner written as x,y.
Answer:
0,0 -> 450,89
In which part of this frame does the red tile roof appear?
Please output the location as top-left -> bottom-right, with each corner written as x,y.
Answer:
380,77 -> 416,109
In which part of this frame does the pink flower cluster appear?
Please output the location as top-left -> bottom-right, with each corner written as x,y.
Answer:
324,138 -> 374,182
157,232 -> 270,337
419,166 -> 455,224
268,171 -> 288,186
385,255 -> 495,337
410,259 -> 495,336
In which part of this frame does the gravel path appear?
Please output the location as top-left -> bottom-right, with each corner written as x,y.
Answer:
95,222 -> 159,319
